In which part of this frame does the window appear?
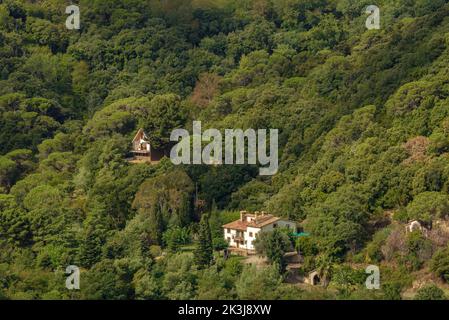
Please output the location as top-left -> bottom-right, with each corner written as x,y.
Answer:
249,232 -> 253,237
227,228 -> 231,233
227,237 -> 230,242
273,223 -> 277,228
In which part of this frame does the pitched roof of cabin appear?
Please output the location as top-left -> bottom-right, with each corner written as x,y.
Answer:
132,128 -> 148,143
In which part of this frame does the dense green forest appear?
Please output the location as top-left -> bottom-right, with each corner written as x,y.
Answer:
1,0 -> 449,300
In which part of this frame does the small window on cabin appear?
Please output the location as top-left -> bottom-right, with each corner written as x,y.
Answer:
227,237 -> 230,242
227,228 -> 230,233
249,232 -> 253,237
273,223 -> 277,228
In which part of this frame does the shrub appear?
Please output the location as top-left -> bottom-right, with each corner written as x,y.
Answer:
430,245 -> 449,282
414,284 -> 446,300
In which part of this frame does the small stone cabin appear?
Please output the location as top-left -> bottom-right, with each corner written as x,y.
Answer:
304,270 -> 322,286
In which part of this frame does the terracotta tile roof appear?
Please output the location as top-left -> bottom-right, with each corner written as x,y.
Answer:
250,216 -> 280,228
222,220 -> 248,231
222,214 -> 282,231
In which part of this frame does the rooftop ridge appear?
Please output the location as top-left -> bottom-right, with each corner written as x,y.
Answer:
224,210 -> 282,230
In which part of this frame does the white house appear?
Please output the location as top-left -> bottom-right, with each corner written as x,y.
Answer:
222,211 -> 297,252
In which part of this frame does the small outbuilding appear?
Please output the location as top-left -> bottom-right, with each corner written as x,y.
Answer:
405,220 -> 431,237
304,270 -> 322,286
128,128 -> 169,163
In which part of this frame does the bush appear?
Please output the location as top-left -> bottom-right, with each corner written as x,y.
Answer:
212,237 -> 228,251
295,236 -> 317,257
401,231 -> 433,271
430,245 -> 449,282
414,284 -> 446,300
331,265 -> 366,298
235,264 -> 282,300
162,227 -> 191,253
254,228 -> 293,273
383,282 -> 402,300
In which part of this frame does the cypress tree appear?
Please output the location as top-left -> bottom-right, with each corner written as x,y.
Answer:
194,213 -> 213,268
149,203 -> 164,245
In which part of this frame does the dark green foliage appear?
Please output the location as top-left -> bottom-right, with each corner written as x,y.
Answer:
132,169 -> 195,244
402,231 -> 433,271
254,228 -> 292,273
431,245 -> 449,282
295,237 -> 317,257
78,209 -> 111,268
364,228 -> 391,263
0,194 -> 31,245
163,227 -> 191,253
382,283 -> 402,300
82,259 -> 134,300
194,214 -> 213,269
331,265 -> 366,298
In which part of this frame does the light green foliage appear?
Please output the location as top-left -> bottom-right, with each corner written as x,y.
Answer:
295,236 -> 317,257
160,252 -> 198,300
414,284 -> 446,300
235,264 -> 283,299
406,192 -> 449,222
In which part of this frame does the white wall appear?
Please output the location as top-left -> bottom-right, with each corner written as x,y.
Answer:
224,228 -> 242,248
224,227 -> 261,250
261,220 -> 296,232
245,227 -> 261,250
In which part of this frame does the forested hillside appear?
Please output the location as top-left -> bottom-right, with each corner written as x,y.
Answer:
2,0 -> 449,300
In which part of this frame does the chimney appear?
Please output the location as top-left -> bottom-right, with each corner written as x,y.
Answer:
240,210 -> 247,222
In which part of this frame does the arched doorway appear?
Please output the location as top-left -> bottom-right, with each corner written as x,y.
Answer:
309,271 -> 321,286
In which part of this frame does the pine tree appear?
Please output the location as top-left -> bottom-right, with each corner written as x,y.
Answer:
194,213 -> 213,268
79,210 -> 109,268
